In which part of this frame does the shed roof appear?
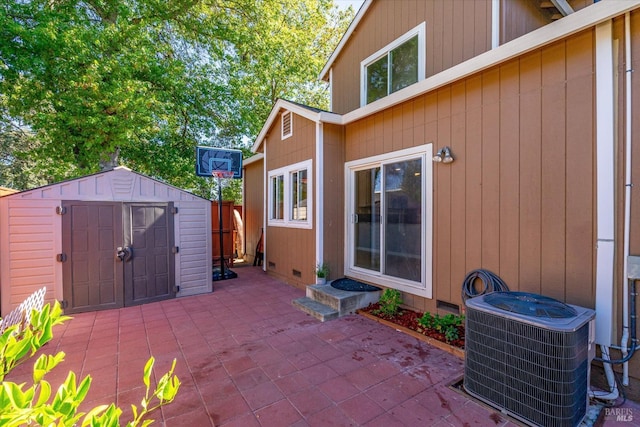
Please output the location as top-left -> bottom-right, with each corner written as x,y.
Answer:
0,166 -> 208,202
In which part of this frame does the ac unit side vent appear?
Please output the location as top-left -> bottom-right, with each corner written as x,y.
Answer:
464,293 -> 594,427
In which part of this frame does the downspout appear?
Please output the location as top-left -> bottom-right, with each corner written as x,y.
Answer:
262,142 -> 267,272
593,19 -> 618,399
621,11 -> 632,386
595,12 -> 637,389
329,68 -> 333,112
491,0 -> 500,49
316,122 -> 324,270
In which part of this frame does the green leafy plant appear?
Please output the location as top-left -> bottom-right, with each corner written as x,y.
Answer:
0,301 -> 70,381
418,312 -> 465,343
373,289 -> 403,317
0,303 -> 180,426
314,262 -> 330,279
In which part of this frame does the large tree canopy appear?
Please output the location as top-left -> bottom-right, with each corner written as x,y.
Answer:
0,0 -> 353,199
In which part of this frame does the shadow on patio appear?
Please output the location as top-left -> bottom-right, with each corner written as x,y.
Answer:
6,266 -> 638,426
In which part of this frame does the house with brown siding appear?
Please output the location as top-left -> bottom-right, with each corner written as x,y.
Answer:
247,0 -> 640,395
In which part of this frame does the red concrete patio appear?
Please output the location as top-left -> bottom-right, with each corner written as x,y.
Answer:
6,266 -> 639,426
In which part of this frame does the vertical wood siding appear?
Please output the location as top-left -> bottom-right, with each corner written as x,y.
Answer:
331,0 -> 492,115
500,0 -> 551,44
322,123 -> 346,279
265,112 -> 317,287
243,159 -> 264,265
345,30 -> 596,313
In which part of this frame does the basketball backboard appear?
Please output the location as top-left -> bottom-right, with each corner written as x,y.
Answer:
196,147 -> 243,178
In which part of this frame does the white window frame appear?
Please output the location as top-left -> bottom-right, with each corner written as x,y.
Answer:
268,159 -> 313,229
360,22 -> 426,107
345,144 -> 433,298
281,110 -> 293,140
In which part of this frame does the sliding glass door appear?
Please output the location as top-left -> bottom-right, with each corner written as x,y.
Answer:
347,146 -> 432,297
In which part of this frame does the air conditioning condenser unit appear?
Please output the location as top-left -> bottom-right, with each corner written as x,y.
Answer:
464,292 -> 595,427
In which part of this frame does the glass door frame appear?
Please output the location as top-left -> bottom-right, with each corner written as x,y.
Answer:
344,144 -> 433,298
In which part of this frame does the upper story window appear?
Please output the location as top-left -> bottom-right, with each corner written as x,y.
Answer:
361,23 -> 426,106
281,110 -> 293,139
268,159 -> 312,228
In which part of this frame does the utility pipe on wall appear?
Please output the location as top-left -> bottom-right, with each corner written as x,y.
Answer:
621,11 -> 633,386
594,20 -> 616,349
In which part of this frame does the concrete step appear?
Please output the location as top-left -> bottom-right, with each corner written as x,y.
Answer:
306,283 -> 381,317
292,297 -> 339,322
307,284 -> 381,316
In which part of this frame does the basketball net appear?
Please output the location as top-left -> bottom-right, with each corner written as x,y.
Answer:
212,170 -> 234,179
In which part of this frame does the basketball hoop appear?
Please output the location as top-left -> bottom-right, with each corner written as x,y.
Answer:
212,170 -> 234,179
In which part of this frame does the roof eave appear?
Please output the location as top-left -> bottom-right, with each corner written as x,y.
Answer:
251,100 -> 343,153
342,0 -> 640,124
319,0 -> 373,81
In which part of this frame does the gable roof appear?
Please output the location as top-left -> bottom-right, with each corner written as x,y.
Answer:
319,0 -> 372,81
341,0 -> 640,123
0,186 -> 18,196
255,0 -> 640,153
251,99 -> 342,153
0,166 -> 208,201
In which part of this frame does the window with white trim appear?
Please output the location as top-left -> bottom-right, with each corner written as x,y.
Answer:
268,159 -> 312,228
290,169 -> 308,221
281,110 -> 293,139
361,23 -> 426,106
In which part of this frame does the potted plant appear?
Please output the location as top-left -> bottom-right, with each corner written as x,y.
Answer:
314,262 -> 330,284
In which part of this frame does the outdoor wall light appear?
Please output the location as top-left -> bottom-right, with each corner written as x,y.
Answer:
432,146 -> 454,163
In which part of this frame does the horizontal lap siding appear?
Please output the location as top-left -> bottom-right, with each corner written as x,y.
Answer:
345,31 -> 596,313
331,0 -> 492,115
175,202 -> 211,296
1,199 -> 60,314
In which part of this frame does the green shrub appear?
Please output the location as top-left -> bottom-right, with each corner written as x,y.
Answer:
418,312 -> 465,343
373,289 -> 403,317
0,301 -> 70,380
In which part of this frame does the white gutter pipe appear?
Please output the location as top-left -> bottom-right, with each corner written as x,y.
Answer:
315,123 -> 324,271
593,20 -> 618,401
590,345 -> 619,401
550,0 -> 575,17
491,0 -> 500,49
621,11 -> 633,386
594,20 -> 616,350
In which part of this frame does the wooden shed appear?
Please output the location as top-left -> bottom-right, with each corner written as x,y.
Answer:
0,166 -> 212,315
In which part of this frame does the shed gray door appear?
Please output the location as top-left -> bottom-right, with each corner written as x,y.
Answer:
62,202 -> 124,313
123,203 -> 176,306
62,201 -> 175,313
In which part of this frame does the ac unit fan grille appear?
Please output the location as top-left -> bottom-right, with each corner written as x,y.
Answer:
464,307 -> 590,427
